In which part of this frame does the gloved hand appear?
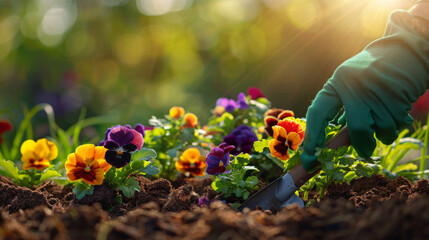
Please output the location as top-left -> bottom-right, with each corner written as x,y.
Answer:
301,4 -> 429,170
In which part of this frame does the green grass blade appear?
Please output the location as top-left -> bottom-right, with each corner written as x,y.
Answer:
10,104 -> 56,160
72,108 -> 87,149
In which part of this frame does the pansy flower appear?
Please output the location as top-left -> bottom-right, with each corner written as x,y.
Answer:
236,92 -> 249,110
169,106 -> 185,119
103,125 -> 144,168
65,144 -> 111,185
205,143 -> 234,175
20,138 -> 58,170
264,108 -> 294,136
268,119 -> 304,161
223,125 -> 258,155
0,120 -> 12,144
216,98 -> 238,113
99,124 -> 146,146
247,87 -> 266,100
183,113 -> 198,128
213,105 -> 226,117
175,148 -> 207,176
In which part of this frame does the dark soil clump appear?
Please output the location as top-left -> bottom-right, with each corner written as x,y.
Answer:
0,182 -> 52,213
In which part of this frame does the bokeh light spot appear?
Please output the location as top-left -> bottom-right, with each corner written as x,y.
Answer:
286,0 -> 321,30
41,7 -> 72,35
115,33 -> 145,66
136,0 -> 192,16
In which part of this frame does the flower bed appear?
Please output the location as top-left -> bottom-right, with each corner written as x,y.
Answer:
1,175 -> 429,239
1,88 -> 429,239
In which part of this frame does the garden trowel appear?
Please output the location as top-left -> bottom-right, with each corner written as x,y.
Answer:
237,126 -> 351,211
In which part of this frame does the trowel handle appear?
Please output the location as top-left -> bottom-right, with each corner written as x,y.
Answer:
290,126 -> 351,187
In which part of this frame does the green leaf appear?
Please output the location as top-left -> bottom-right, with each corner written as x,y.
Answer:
253,139 -> 269,153
233,188 -> 243,197
142,163 -> 160,177
211,180 -> 219,191
339,156 -> 356,166
180,128 -> 195,142
246,176 -> 259,186
38,170 -> 61,184
236,153 -> 251,160
0,158 -> 20,180
355,164 -> 372,177
230,202 -> 241,209
104,167 -> 117,183
238,180 -> 247,187
393,162 -> 418,173
332,169 -> 345,181
324,161 -> 335,171
284,152 -> 301,171
132,148 -> 157,161
73,182 -> 94,200
243,166 -> 258,173
243,191 -> 250,200
131,159 -> 150,170
167,146 -> 179,158
117,177 -> 141,198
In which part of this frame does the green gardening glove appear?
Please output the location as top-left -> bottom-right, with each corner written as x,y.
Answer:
301,8 -> 429,170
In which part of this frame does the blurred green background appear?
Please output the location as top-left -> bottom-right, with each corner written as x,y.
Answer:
0,0 -> 418,139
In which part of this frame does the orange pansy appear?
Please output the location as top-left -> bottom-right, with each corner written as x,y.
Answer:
169,106 -> 185,119
65,144 -> 111,185
183,113 -> 198,128
175,148 -> 207,177
268,126 -> 301,161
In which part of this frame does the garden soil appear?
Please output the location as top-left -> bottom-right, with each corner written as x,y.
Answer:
1,175 -> 429,240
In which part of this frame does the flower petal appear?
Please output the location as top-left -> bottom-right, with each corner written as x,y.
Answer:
20,140 -> 36,156
269,139 -> 290,161
76,144 -> 96,160
272,126 -> 287,143
277,119 -> 304,143
94,146 -> 108,160
206,155 -> 221,168
264,116 -> 278,137
206,165 -> 226,175
129,129 -> 143,150
105,150 -> 131,168
169,106 -> 185,119
278,110 -> 294,120
123,143 -> 138,152
247,87 -> 266,100
104,140 -> 119,150
134,123 -> 145,137
287,132 -> 301,151
108,126 -> 134,147
97,159 -> 112,173
22,159 -> 50,170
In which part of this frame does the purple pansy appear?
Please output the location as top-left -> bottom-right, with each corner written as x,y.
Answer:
216,98 -> 238,113
99,124 -> 146,146
223,125 -> 258,156
198,197 -> 225,207
205,143 -> 234,175
236,92 -> 249,110
215,92 -> 248,113
103,125 -> 144,168
198,196 -> 212,207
